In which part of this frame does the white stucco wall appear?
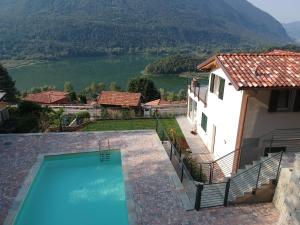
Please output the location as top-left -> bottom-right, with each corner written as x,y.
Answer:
188,68 -> 244,167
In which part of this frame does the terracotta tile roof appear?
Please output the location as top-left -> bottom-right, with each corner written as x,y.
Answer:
98,91 -> 141,107
144,99 -> 170,106
144,99 -> 187,107
198,50 -> 300,90
24,91 -> 69,104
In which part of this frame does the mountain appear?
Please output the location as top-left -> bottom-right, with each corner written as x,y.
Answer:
284,21 -> 300,43
0,0 -> 291,59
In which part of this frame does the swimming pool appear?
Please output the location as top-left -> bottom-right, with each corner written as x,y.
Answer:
13,151 -> 129,225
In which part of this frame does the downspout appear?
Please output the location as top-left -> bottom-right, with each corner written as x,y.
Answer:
233,91 -> 249,173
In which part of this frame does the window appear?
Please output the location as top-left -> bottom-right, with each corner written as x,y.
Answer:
210,74 -> 225,100
277,90 -> 290,110
201,113 -> 207,132
269,89 -> 300,112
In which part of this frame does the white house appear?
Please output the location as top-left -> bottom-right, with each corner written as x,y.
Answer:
187,50 -> 300,173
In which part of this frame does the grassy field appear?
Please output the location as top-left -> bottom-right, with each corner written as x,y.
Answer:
81,118 -> 184,138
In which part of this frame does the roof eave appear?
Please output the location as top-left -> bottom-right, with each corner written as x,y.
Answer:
197,55 -> 218,71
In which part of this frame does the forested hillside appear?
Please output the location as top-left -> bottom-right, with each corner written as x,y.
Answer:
284,21 -> 300,43
0,0 -> 291,59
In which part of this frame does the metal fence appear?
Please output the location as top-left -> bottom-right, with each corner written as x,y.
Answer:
155,117 -> 284,210
200,149 -> 239,184
194,151 -> 283,210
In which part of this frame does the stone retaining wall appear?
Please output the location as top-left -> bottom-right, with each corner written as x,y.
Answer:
274,154 -> 300,225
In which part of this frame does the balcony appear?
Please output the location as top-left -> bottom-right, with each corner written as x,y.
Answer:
188,83 -> 208,105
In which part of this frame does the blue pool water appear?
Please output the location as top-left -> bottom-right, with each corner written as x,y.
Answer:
14,151 -> 129,225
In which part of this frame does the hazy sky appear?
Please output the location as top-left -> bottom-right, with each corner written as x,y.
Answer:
247,0 -> 300,24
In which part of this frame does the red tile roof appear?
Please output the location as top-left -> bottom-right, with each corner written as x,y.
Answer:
24,91 -> 69,104
144,99 -> 187,107
198,50 -> 300,90
144,99 -> 171,106
98,91 -> 141,107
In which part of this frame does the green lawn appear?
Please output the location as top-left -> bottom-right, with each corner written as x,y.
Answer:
81,118 -> 184,138
82,119 -> 156,131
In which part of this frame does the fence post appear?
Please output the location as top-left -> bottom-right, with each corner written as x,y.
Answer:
161,130 -> 165,143
155,118 -> 158,132
268,135 -> 273,155
253,163 -> 262,195
209,163 -> 214,184
275,151 -> 283,184
180,161 -> 184,182
224,178 -> 231,206
194,183 -> 204,211
179,147 -> 182,160
59,115 -> 62,132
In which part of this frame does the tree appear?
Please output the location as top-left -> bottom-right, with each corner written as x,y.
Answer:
178,89 -> 187,100
128,77 -> 160,102
97,82 -> 105,92
109,82 -> 122,91
69,92 -> 77,102
78,94 -> 87,103
81,82 -> 106,100
0,64 -> 18,102
166,92 -> 177,101
159,88 -> 167,100
64,81 -> 74,93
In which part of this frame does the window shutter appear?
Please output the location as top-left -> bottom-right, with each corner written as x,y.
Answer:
218,78 -> 225,100
210,74 -> 215,93
201,113 -> 207,132
268,90 -> 279,112
293,90 -> 300,112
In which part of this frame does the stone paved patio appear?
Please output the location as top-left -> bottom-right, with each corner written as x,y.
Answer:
0,131 -> 279,225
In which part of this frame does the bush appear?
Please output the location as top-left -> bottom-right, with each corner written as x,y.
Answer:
15,115 -> 39,133
61,114 -> 76,126
76,111 -> 90,119
183,155 -> 207,182
76,111 -> 90,124
18,101 -> 42,115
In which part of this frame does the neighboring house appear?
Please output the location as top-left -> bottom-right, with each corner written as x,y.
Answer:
97,91 -> 141,112
0,92 -> 9,124
143,99 -> 187,117
24,91 -> 70,105
187,50 -> 300,173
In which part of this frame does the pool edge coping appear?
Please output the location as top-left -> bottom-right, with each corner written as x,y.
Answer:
3,154 -> 44,225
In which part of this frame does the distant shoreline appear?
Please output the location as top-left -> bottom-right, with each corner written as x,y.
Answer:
0,60 -> 47,70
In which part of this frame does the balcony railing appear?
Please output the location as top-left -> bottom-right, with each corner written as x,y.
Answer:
188,84 -> 208,104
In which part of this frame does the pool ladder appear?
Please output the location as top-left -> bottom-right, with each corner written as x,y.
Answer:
98,139 -> 111,162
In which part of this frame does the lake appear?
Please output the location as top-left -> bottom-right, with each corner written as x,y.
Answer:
8,55 -> 188,92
